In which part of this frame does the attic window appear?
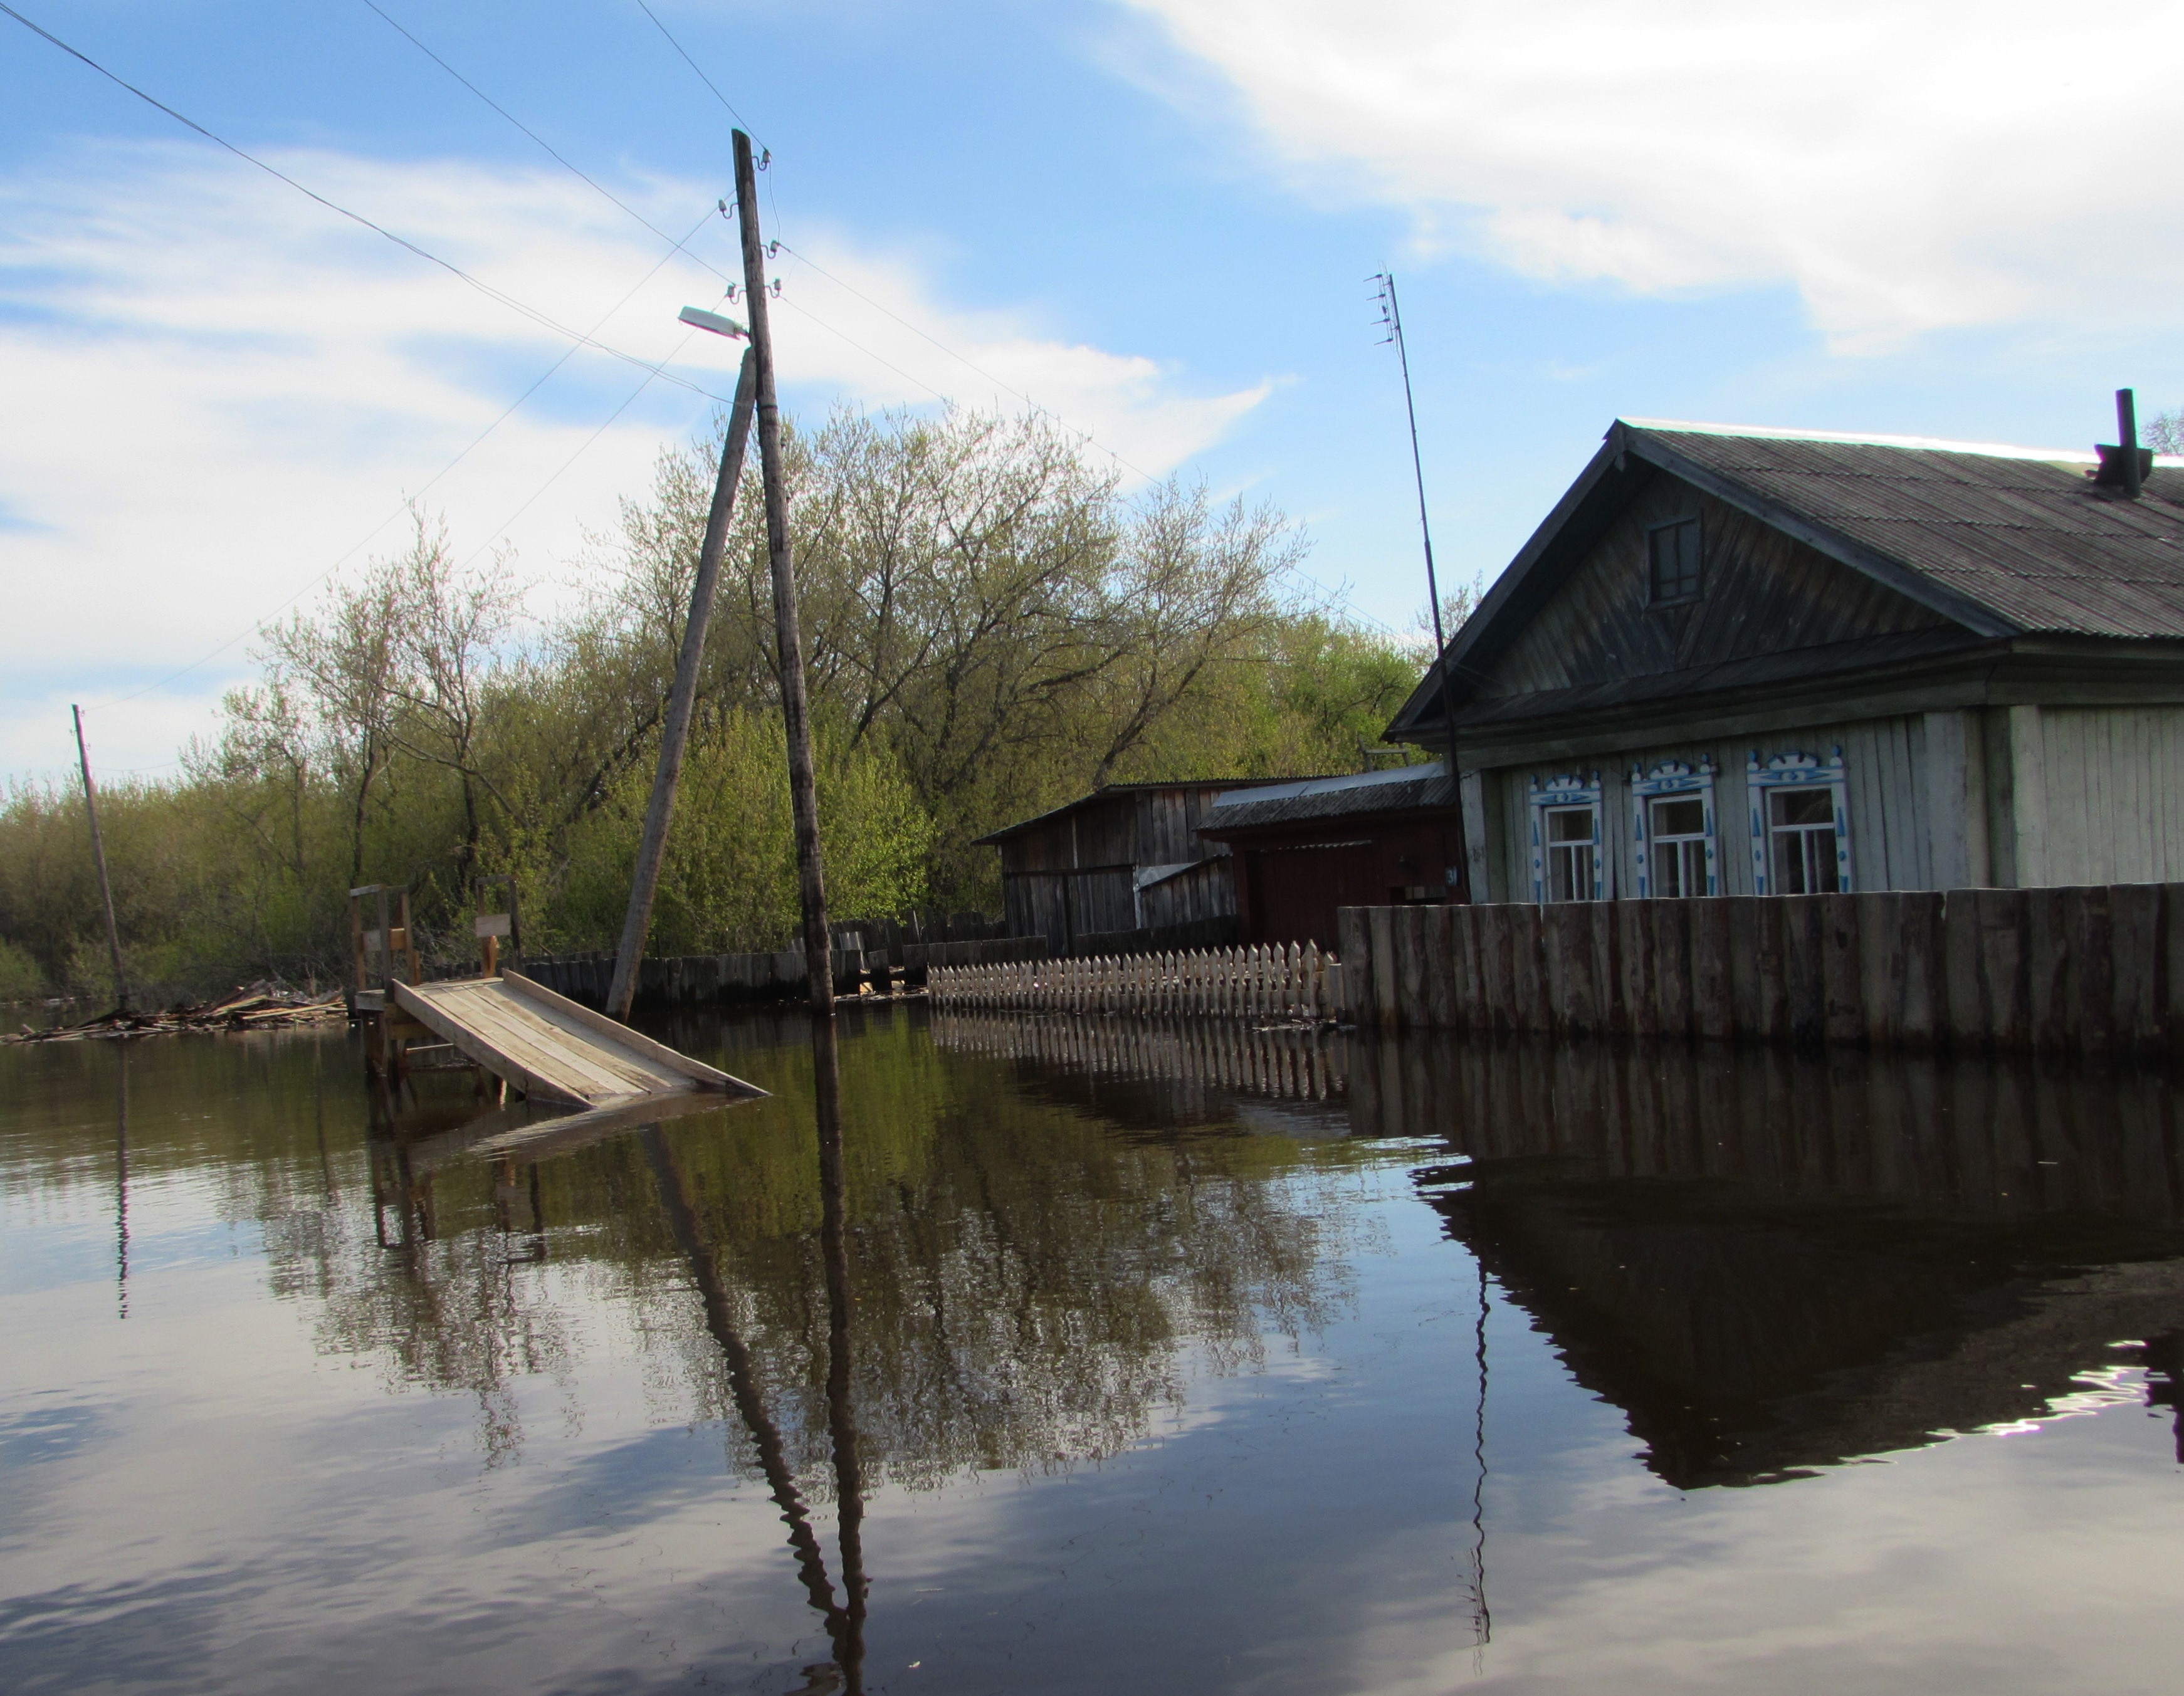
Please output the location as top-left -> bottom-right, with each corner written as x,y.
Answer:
1647,517 -> 1703,606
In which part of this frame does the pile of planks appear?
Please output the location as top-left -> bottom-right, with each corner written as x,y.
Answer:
8,983 -> 347,1044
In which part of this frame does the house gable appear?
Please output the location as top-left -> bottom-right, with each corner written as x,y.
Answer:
1473,472 -> 1960,705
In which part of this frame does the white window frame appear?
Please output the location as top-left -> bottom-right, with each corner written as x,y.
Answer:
1529,772 -> 1606,904
1745,748 -> 1853,895
1631,758 -> 1718,898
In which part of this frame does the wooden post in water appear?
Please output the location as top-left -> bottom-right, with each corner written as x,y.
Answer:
607,350 -> 759,1022
733,130 -> 833,1015
70,705 -> 129,1012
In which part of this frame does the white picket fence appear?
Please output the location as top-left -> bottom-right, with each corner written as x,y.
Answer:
927,941 -> 1341,1022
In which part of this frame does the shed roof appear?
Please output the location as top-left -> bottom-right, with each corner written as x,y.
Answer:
1199,763 -> 1456,833
1387,418 -> 2184,741
970,777 -> 1335,847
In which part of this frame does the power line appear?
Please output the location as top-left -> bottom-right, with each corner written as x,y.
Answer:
359,0 -> 735,289
631,0 -> 759,137
82,212 -> 735,714
455,329 -> 700,572
0,0 -> 731,404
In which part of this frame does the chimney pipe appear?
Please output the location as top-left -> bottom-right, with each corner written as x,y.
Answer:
2092,388 -> 2151,496
2119,388 -> 2143,500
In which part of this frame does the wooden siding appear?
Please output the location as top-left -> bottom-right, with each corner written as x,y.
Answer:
1475,479 -> 1954,703
1486,703 -> 2184,895
997,785 -> 1236,875
1489,713 -> 1938,899
2029,706 -> 2184,884
1138,859 -> 1235,932
995,783 -> 1239,951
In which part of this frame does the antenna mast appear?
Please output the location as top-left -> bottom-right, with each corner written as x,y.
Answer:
1372,276 -> 1468,901
1373,273 -> 1450,666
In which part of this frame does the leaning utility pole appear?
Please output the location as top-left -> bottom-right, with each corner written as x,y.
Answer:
733,128 -> 834,1015
71,704 -> 130,1012
607,348 -> 759,1022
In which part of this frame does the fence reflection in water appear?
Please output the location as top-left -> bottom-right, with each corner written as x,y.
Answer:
928,1008 -> 1349,1105
1348,1032 -> 2184,1225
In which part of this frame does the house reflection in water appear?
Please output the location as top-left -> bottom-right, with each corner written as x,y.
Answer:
926,1009 -> 2184,1487
1348,1034 -> 2184,1486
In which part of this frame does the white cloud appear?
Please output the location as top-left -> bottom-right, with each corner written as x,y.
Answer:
1116,0 -> 2184,352
0,140 -> 1267,780
765,234 -> 1273,476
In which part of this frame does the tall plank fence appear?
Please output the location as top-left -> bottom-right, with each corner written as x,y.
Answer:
1338,887 -> 2184,1058
928,942 -> 1340,1022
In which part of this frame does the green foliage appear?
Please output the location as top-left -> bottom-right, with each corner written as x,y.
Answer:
0,937 -> 47,1002
0,406 -> 1425,991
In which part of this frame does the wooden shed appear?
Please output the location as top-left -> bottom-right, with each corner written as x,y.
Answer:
1386,414 -> 2184,903
1196,765 -> 1465,948
974,781 -> 1278,955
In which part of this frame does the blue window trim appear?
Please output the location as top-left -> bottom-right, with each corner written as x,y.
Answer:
1528,772 -> 1605,904
1630,757 -> 1718,898
1745,748 -> 1853,895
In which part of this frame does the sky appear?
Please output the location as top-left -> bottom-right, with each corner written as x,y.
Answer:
6,0 -> 2184,784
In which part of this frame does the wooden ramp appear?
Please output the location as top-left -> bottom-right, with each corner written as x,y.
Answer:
392,969 -> 765,1109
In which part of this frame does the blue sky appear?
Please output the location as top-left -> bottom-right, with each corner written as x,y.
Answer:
7,0 -> 2184,780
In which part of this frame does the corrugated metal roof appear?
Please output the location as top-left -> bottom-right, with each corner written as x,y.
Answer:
1200,767 -> 1457,831
970,777 -> 1338,845
1635,426 -> 2184,640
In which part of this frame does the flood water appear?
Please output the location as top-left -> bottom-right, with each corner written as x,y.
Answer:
5,1004 -> 2184,1694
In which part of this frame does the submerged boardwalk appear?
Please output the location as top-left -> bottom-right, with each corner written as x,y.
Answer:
393,970 -> 763,1108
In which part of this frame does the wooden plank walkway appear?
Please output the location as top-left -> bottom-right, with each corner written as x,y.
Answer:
392,969 -> 765,1108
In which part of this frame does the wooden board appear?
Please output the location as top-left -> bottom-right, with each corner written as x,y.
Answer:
392,973 -> 764,1107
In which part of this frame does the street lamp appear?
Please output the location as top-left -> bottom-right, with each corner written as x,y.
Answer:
678,305 -> 747,340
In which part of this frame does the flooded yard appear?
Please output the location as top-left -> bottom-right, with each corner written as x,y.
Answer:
4,1005 -> 2183,1693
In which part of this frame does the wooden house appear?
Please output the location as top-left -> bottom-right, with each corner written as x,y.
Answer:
975,781 -> 1267,954
1385,416 -> 2184,901
1195,765 -> 1464,948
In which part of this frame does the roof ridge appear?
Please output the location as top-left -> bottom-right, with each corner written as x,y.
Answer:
1619,417 -> 2184,469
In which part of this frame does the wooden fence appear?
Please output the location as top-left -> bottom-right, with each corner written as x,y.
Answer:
1338,886 -> 2184,1057
930,1008 -> 1347,1103
927,941 -> 1341,1022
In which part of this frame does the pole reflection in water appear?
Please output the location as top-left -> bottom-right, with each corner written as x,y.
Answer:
113,1042 -> 129,1321
643,1012 -> 866,1693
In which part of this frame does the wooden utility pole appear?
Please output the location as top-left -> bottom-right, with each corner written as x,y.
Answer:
607,349 -> 760,1021
71,704 -> 130,1013
732,129 -> 834,1015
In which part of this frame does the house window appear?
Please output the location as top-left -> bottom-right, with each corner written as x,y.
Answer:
1528,773 -> 1605,903
1630,757 -> 1718,898
1651,798 -> 1709,896
1768,790 -> 1840,893
1745,749 -> 1853,895
1647,517 -> 1702,605
1545,807 -> 1597,902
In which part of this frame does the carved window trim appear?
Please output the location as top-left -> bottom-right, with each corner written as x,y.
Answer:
1631,757 -> 1718,898
1745,748 -> 1853,895
1529,772 -> 1606,904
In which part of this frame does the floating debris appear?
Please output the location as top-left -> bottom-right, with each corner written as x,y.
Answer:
7,983 -> 347,1044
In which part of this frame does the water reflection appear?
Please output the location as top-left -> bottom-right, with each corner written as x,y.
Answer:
15,1012 -> 2184,1691
942,1010 -> 2184,1489
1353,1034 -> 2184,1487
113,1044 -> 127,1320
